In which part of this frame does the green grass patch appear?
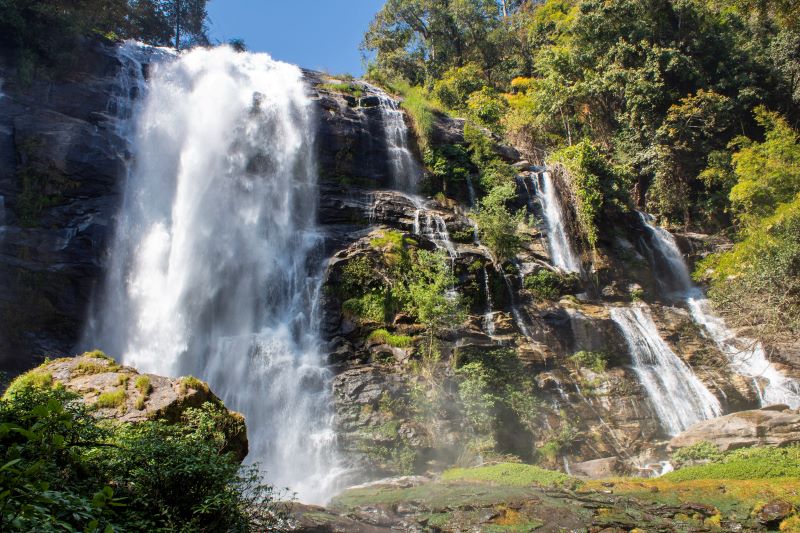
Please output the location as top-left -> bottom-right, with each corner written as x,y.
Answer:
441,462 -> 574,488
320,81 -> 364,99
74,359 -> 119,376
343,292 -> 386,323
95,388 -> 126,409
135,375 -> 152,395
665,445 -> 800,481
179,376 -> 209,394
83,350 -> 113,361
368,328 -> 413,348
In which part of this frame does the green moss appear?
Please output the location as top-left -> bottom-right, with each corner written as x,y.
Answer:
95,388 -> 126,409
441,462 -> 574,488
368,328 -> 413,348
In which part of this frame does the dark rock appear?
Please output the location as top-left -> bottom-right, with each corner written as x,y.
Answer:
755,500 -> 793,526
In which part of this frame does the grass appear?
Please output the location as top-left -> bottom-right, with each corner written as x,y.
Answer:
95,388 -> 126,409
320,81 -> 364,99
74,359 -> 119,376
368,328 -> 413,348
179,376 -> 209,394
664,445 -> 800,481
83,350 -> 113,361
135,375 -> 152,395
441,463 -> 575,488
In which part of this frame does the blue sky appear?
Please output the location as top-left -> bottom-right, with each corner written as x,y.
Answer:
207,0 -> 385,75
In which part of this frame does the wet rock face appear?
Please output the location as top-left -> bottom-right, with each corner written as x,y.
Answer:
669,406 -> 800,452
0,38 -> 130,373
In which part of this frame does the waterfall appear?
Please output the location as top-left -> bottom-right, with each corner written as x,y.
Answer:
639,212 -> 800,408
533,170 -> 582,273
365,83 -> 421,192
84,45 -> 340,503
610,306 -> 722,435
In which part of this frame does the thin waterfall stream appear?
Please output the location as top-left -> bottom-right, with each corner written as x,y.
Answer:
638,212 -> 800,408
84,44 -> 341,503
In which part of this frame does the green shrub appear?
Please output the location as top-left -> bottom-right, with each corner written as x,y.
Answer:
3,370 -> 54,398
524,269 -> 563,300
569,350 -> 608,373
340,256 -> 375,299
475,184 -> 525,260
432,63 -> 486,111
466,87 -> 508,132
671,441 -> 724,467
368,328 -> 413,348
343,292 -> 387,323
179,376 -> 209,394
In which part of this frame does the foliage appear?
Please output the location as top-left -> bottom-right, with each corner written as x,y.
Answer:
524,269 -> 563,300
466,87 -> 508,132
3,370 -> 54,399
95,388 -> 127,409
433,63 -> 486,110
368,328 -> 414,348
339,256 -> 376,300
697,110 -> 800,342
0,386 -> 287,532
671,441 -> 724,468
665,445 -> 800,481
320,81 -> 364,99
552,141 -> 629,248
569,350 -> 608,373
440,462 -> 573,488
395,249 -> 465,332
475,184 -> 525,260
343,292 -> 387,323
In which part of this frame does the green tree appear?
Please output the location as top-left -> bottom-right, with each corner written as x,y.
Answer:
475,183 -> 525,260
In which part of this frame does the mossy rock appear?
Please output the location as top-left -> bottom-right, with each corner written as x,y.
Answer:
4,351 -> 248,461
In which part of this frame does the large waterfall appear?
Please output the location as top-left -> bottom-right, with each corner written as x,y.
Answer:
610,306 -> 722,435
85,44 -> 340,503
639,213 -> 800,408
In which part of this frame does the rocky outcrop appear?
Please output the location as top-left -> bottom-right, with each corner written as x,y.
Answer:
0,37 -> 131,372
669,406 -> 800,451
5,350 -> 248,460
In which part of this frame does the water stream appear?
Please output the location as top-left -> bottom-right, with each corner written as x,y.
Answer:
85,44 -> 341,503
610,305 -> 722,435
532,170 -> 582,273
639,212 -> 800,408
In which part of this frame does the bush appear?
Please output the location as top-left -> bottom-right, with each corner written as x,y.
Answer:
441,462 -> 573,488
569,350 -> 608,373
466,87 -> 508,132
671,441 -> 724,467
432,63 -> 486,110
0,386 -> 288,532
343,292 -> 387,323
95,388 -> 126,409
524,269 -> 563,300
475,184 -> 525,261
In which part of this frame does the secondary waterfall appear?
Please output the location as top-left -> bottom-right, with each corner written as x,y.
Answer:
610,306 -> 722,435
85,44 -> 340,503
533,170 -> 582,273
639,213 -> 800,408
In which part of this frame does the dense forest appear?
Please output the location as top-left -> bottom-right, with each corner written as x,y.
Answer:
361,0 -> 800,345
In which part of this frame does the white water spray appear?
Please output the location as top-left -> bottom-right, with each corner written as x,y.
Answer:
610,305 -> 722,435
639,212 -> 800,408
85,45 -> 340,503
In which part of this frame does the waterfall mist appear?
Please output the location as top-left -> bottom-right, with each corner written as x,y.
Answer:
84,44 -> 341,503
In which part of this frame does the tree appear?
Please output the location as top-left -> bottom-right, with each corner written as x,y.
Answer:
475,183 -> 524,260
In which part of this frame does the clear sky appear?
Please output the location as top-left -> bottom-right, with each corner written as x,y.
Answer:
207,0 -> 385,75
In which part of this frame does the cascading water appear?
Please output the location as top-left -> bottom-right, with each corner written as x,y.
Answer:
84,45 -> 340,503
639,212 -> 800,408
365,83 -> 421,192
533,170 -> 582,273
610,306 -> 722,435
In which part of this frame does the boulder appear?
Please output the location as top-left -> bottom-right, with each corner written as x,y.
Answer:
5,351 -> 248,461
669,406 -> 800,451
570,457 -> 625,479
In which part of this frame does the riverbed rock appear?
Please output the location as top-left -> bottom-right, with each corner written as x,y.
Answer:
5,351 -> 248,461
668,406 -> 800,451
